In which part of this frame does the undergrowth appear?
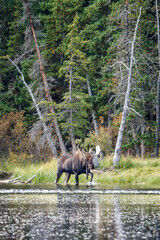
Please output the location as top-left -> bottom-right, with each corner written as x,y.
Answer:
0,156 -> 160,186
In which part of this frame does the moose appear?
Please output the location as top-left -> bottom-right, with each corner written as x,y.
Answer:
55,146 -> 100,185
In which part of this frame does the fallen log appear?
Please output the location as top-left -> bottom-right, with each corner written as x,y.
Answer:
0,175 -> 36,184
24,175 -> 36,183
8,176 -> 22,183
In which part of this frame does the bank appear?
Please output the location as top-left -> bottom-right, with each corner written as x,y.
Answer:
0,156 -> 160,187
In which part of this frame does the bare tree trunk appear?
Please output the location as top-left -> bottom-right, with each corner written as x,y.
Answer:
69,54 -> 76,153
108,108 -> 112,127
113,7 -> 142,166
23,0 -> 66,155
141,121 -> 145,158
126,0 -> 130,67
8,57 -> 58,158
156,72 -> 160,156
86,75 -> 99,136
155,0 -> 160,156
131,122 -> 140,157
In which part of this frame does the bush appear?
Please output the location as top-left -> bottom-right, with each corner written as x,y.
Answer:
8,149 -> 34,165
0,111 -> 30,158
81,126 -> 113,155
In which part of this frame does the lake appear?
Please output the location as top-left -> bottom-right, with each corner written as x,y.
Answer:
0,184 -> 160,239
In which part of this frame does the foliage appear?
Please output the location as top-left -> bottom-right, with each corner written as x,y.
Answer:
0,111 -> 52,162
0,111 -> 28,157
81,125 -> 113,155
0,0 -> 159,160
8,150 -> 34,165
57,13 -> 91,142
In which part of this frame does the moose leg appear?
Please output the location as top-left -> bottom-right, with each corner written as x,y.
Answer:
54,171 -> 63,184
75,173 -> 79,185
64,173 -> 71,184
90,172 -> 94,183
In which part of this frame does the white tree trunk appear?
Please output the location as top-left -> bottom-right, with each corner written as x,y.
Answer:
86,76 -> 99,136
155,0 -> 160,156
113,7 -> 142,166
126,0 -> 130,67
8,57 -> 58,158
69,53 -> 76,153
155,72 -> 160,156
131,122 -> 140,157
141,121 -> 146,158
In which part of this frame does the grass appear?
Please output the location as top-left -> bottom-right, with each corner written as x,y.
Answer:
94,156 -> 160,186
0,156 -> 160,187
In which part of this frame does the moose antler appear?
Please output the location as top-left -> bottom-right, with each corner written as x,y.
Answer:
92,145 -> 101,156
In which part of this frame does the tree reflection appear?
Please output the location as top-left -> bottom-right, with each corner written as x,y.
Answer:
56,193 -> 99,239
0,192 -> 160,239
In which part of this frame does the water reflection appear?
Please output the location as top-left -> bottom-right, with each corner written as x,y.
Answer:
113,197 -> 125,239
0,191 -> 160,239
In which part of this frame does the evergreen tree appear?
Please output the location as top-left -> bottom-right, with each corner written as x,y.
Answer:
40,0 -> 85,101
0,0 -> 30,116
58,14 -> 90,151
0,0 -> 159,159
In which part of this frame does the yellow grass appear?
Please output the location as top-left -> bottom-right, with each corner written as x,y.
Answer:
1,156 -> 160,187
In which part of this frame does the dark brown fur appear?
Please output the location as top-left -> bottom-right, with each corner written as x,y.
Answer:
55,150 -> 94,185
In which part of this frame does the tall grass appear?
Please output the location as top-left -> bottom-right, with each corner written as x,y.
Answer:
0,159 -> 58,183
1,156 -> 160,186
95,156 -> 160,186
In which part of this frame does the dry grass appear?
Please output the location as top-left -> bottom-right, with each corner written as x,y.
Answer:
1,156 -> 160,187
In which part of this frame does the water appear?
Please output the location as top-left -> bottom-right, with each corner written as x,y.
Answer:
0,184 -> 160,240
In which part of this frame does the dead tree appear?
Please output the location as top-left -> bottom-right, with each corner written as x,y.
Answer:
8,56 -> 58,158
23,0 -> 66,155
155,0 -> 160,156
69,53 -> 76,153
113,7 -> 142,166
86,75 -> 99,136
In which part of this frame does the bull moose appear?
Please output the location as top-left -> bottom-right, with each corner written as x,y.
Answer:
55,147 -> 100,185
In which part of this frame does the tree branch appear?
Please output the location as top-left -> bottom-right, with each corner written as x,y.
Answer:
7,56 -> 58,157
128,107 -> 142,117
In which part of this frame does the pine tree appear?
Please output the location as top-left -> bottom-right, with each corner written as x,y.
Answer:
58,13 -> 90,151
0,0 -> 29,116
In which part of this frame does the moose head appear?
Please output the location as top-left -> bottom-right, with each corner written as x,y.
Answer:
82,145 -> 101,179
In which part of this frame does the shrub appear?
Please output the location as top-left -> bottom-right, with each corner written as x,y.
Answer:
81,126 -> 113,155
0,111 -> 30,158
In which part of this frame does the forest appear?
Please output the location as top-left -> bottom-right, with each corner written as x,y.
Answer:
0,0 -> 160,165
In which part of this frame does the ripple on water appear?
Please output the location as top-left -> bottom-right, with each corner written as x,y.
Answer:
0,189 -> 160,239
0,188 -> 160,194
